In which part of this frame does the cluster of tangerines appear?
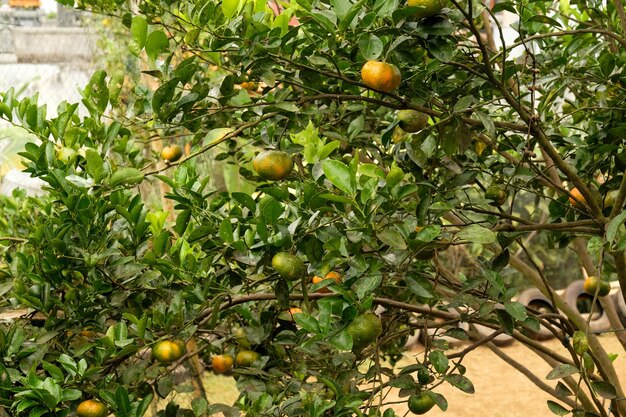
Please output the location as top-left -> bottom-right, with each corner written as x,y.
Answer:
148,2 -> 481,416
270,251 -> 383,348
148,339 -> 262,374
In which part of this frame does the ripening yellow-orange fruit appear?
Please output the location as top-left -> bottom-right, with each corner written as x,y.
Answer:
253,150 -> 294,181
361,60 -> 401,92
212,354 -> 234,374
407,0 -> 445,19
76,399 -> 108,417
583,276 -> 611,297
236,350 -> 261,367
161,145 -> 183,162
568,187 -> 587,208
152,340 -> 186,364
312,271 -> 342,293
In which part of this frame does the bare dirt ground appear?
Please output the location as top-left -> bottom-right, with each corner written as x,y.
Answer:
196,334 -> 626,417
393,335 -> 626,417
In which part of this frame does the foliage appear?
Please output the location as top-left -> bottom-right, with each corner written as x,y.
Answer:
1,0 -> 626,416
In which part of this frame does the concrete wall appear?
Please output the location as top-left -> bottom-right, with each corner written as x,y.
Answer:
12,26 -> 95,62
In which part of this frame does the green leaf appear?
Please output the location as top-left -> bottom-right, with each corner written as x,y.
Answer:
428,391 -> 448,411
85,149 -> 104,181
360,163 -> 386,178
527,15 -> 562,29
84,70 -> 109,114
291,122 -> 324,165
339,0 -> 366,31
41,362 -> 63,381
0,102 -> 12,122
591,380 -> 617,399
222,0 -> 240,18
145,30 -> 169,62
427,36 -> 454,62
475,110 -> 496,138
377,227 -> 407,250
599,53 -> 615,78
347,115 -> 364,139
115,385 -> 132,414
317,298 -> 333,335
354,273 -> 382,299
546,364 -> 579,380
555,381 -> 573,398
445,374 -> 475,394
454,96 -> 476,113
319,194 -> 352,203
259,196 -> 283,224
274,279 -> 289,309
329,330 -> 352,351
219,218 -> 234,244
152,77 -> 180,113
418,17 -> 455,35
232,192 -> 256,212
491,249 -> 510,271
206,403 -> 240,417
0,280 -> 11,297
320,141 -> 341,160
405,275 -> 433,298
358,33 -> 384,60
130,16 -> 148,52
109,168 -> 144,188
153,231 -> 170,257
415,225 -> 441,243
0,364 -> 11,390
386,375 -> 415,391
547,400 -> 569,416
456,225 -> 496,244
220,74 -> 235,96
322,159 -> 355,196
429,350 -> 449,373
204,127 -> 233,146
60,389 -> 81,402
606,211 -> 626,245
331,0 -> 351,19
496,309 -> 515,334
136,394 -> 154,417
174,210 -> 191,235
504,301 -> 527,321
184,28 -> 200,45
492,1 -> 515,13
293,313 -> 319,334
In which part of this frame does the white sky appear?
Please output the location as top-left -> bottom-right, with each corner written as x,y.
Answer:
41,0 -> 57,13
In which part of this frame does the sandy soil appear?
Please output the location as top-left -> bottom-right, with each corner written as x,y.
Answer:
197,334 -> 626,417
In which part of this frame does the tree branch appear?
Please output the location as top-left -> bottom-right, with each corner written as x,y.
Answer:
509,255 -> 626,415
142,112 -> 280,176
610,168 -> 626,219
195,293 -> 458,326
486,342 -> 579,409
612,0 -> 626,39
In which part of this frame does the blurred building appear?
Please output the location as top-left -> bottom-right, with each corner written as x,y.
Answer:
0,0 -> 94,195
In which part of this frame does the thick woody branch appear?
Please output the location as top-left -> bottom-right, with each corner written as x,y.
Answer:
195,293 -> 458,326
509,255 -> 626,415
486,342 -> 579,409
612,0 -> 626,39
572,238 -> 626,350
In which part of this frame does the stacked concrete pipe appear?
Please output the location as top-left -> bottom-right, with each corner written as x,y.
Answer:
563,280 -> 611,333
516,288 -> 558,340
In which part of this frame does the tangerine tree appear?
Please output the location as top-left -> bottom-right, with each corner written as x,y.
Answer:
1,0 -> 626,416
